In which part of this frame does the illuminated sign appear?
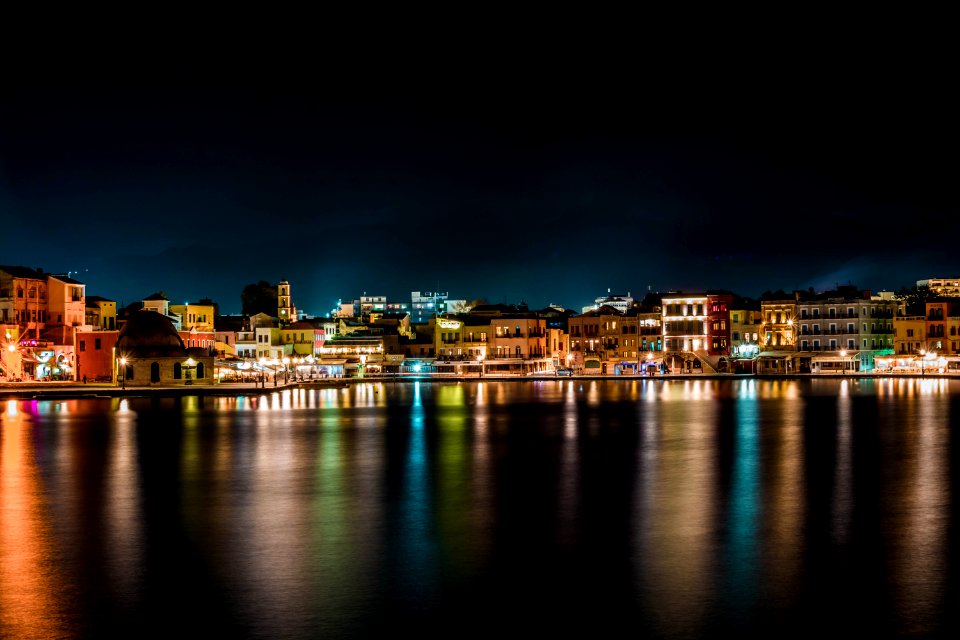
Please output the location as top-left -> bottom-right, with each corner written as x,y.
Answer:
439,320 -> 462,329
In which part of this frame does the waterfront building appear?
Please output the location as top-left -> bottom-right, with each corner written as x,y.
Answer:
656,291 -> 731,373
924,299 -> 960,355
114,310 -> 214,386
730,306 -> 762,356
757,294 -> 798,374
0,325 -> 23,380
893,314 -> 925,355
568,306 -> 606,374
280,320 -> 325,357
317,332 -> 402,376
706,293 -> 733,358
486,314 -> 549,375
74,329 -> 120,382
0,265 -> 48,340
796,286 -> 896,373
431,314 -> 488,375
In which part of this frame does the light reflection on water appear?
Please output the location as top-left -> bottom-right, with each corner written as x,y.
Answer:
1,379 -> 958,639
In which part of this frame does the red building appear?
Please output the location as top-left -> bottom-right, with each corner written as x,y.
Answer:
75,330 -> 120,382
707,293 -> 733,356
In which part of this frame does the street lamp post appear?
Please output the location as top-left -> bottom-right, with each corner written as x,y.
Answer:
840,350 -> 846,375
119,357 -> 126,389
919,349 -> 926,376
478,352 -> 485,378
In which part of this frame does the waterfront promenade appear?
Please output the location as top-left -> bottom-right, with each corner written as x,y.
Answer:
1,370 -> 954,400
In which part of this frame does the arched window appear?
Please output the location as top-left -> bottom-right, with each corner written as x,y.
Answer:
151,362 -> 160,383
196,362 -> 205,378
173,362 -> 182,379
125,365 -> 134,380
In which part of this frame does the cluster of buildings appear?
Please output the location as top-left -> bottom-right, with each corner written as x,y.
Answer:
3,264 -> 960,387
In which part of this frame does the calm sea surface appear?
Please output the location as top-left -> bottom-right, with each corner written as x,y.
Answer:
2,378 -> 959,639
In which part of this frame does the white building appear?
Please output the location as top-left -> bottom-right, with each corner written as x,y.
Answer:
917,278 -> 960,297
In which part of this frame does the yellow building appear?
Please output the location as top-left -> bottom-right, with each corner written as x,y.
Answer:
86,296 -> 117,330
169,301 -> 216,332
893,315 -> 925,355
280,321 -> 321,356
759,300 -> 798,350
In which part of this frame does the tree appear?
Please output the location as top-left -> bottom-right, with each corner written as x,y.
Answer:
241,281 -> 278,316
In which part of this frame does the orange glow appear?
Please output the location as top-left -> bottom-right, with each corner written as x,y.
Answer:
0,403 -> 68,638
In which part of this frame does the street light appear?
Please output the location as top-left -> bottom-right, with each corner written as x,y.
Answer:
478,352 -> 485,378
119,357 -> 127,389
919,349 -> 926,376
840,350 -> 846,375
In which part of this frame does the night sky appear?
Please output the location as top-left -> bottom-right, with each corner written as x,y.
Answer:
2,37 -> 956,315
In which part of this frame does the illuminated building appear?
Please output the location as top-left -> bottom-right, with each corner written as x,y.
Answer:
169,300 -> 216,332
756,294 -> 798,374
277,280 -> 298,325
893,314 -> 926,355
923,299 -> 960,356
660,293 -> 729,373
431,315 -> 488,376
487,314 -> 549,375
113,310 -> 214,386
85,296 -> 117,330
796,286 -> 897,373
917,277 -> 960,297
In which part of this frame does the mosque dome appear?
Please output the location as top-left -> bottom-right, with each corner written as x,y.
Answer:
116,310 -> 186,357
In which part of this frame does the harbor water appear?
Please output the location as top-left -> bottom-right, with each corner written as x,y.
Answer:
1,378 -> 959,639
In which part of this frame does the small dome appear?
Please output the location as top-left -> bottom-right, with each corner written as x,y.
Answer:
117,310 -> 186,357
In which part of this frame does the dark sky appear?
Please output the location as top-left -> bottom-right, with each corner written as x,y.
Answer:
2,36 -> 956,315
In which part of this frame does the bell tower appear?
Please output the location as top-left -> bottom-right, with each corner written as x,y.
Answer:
277,280 -> 297,325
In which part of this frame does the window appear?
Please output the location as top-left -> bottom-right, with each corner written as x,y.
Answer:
151,362 -> 161,383
95,338 -> 101,350
173,363 -> 182,379
79,340 -> 86,352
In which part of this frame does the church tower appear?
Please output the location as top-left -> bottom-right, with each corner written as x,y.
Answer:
277,280 -> 297,325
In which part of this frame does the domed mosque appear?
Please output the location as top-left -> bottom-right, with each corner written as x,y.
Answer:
115,310 -> 214,385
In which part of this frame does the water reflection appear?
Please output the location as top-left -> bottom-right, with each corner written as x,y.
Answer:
0,379 -> 957,638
